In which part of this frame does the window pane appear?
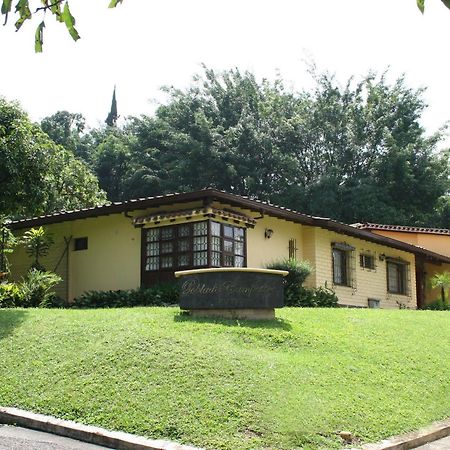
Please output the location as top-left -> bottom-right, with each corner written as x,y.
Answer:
147,228 -> 159,242
146,243 -> 159,256
161,227 -> 173,240
211,251 -> 221,267
161,242 -> 173,254
235,256 -> 244,267
193,251 -> 208,266
193,221 -> 207,236
178,239 -> 189,252
388,263 -> 399,292
178,254 -> 189,267
223,239 -> 233,253
333,248 -> 346,285
211,221 -> 221,236
235,241 -> 244,256
193,236 -> 207,251
223,225 -> 233,238
178,225 -> 190,237
211,236 -> 221,252
161,256 -> 173,268
146,257 -> 159,271
224,255 -> 234,266
234,227 -> 244,241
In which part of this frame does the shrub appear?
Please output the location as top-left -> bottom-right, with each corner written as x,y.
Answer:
71,283 -> 180,309
267,258 -> 314,306
0,282 -> 24,308
20,269 -> 62,308
311,285 -> 339,308
423,299 -> 450,311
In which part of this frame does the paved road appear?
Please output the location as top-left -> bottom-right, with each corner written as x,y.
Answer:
414,435 -> 450,449
0,425 -> 109,450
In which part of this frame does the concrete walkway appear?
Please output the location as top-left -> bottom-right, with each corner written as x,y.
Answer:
414,435 -> 450,449
0,425 -> 108,450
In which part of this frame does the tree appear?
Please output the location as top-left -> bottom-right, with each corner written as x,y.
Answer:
417,0 -> 450,14
22,226 -> 54,271
431,271 -> 450,306
122,67 -> 448,226
1,0 -> 123,52
0,97 -> 107,218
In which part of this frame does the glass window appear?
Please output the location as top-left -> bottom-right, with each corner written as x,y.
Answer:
332,247 -> 350,286
360,253 -> 375,270
143,221 -> 246,272
387,261 -> 407,294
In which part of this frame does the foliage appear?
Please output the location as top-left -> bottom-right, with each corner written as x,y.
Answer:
100,67 -> 448,227
0,219 -> 18,274
423,298 -> 450,311
0,282 -> 24,307
19,268 -> 62,307
0,308 -> 449,449
417,0 -> 450,14
1,0 -> 124,52
308,285 -> 339,308
22,227 -> 54,271
430,271 -> 450,306
0,98 -> 106,219
71,283 -> 179,308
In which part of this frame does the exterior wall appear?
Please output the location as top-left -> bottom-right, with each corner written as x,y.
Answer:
10,213 -> 141,302
310,227 -> 417,309
424,262 -> 450,305
246,216 -> 304,268
371,230 -> 450,258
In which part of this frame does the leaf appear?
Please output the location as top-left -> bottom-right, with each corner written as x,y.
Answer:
442,0 -> 450,10
1,0 -> 12,15
417,0 -> 425,13
108,0 -> 123,8
34,20 -> 45,53
14,0 -> 31,30
61,2 -> 80,41
50,0 -> 62,21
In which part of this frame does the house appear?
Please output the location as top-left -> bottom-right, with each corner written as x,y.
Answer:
353,223 -> 450,306
8,189 -> 450,309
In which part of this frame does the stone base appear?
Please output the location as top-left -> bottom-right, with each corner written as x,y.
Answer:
186,308 -> 275,320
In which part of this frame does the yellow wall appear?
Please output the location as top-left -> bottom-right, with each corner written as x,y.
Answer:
10,213 -> 141,302
308,227 -> 417,309
371,230 -> 450,258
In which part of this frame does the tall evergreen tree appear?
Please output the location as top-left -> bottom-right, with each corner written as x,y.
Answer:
105,86 -> 118,127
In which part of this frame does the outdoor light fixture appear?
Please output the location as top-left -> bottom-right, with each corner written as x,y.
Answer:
265,228 -> 274,239
379,253 -> 386,262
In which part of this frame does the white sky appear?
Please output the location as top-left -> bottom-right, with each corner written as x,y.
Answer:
0,0 -> 449,146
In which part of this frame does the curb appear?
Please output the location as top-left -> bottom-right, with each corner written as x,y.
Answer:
0,406 -> 203,450
359,418 -> 450,450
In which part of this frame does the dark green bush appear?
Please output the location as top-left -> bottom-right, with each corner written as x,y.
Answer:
71,283 -> 180,309
423,299 -> 450,311
266,259 -> 338,307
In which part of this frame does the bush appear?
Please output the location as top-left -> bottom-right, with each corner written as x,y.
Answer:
71,283 -> 180,309
0,282 -> 24,308
423,299 -> 450,311
267,258 -> 314,306
20,269 -> 62,308
266,258 -> 338,307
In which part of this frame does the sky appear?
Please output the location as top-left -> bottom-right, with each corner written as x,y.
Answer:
0,0 -> 449,146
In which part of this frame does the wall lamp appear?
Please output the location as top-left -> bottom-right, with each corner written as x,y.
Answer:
379,253 -> 386,262
265,228 -> 274,239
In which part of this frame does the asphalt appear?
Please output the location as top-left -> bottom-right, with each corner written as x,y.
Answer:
414,435 -> 450,449
0,425 -> 109,450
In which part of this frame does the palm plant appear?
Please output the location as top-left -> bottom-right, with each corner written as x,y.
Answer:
430,271 -> 450,306
22,227 -> 54,271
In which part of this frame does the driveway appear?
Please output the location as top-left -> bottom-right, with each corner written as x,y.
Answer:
0,425 -> 109,450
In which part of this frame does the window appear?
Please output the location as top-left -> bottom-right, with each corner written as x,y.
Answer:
288,239 -> 297,259
144,220 -> 246,271
360,253 -> 375,270
332,243 -> 354,287
74,237 -> 88,251
387,260 -> 408,295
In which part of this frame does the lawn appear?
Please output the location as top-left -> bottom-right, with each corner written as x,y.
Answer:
0,307 -> 449,449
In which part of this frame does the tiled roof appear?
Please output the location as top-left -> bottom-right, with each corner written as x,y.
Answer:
8,188 -> 450,264
353,223 -> 450,235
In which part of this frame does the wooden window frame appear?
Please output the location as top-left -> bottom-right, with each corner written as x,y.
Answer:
143,220 -> 247,273
387,260 -> 408,295
360,253 -> 375,270
332,243 -> 354,287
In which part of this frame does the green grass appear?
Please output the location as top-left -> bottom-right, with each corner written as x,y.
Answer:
0,308 -> 449,449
